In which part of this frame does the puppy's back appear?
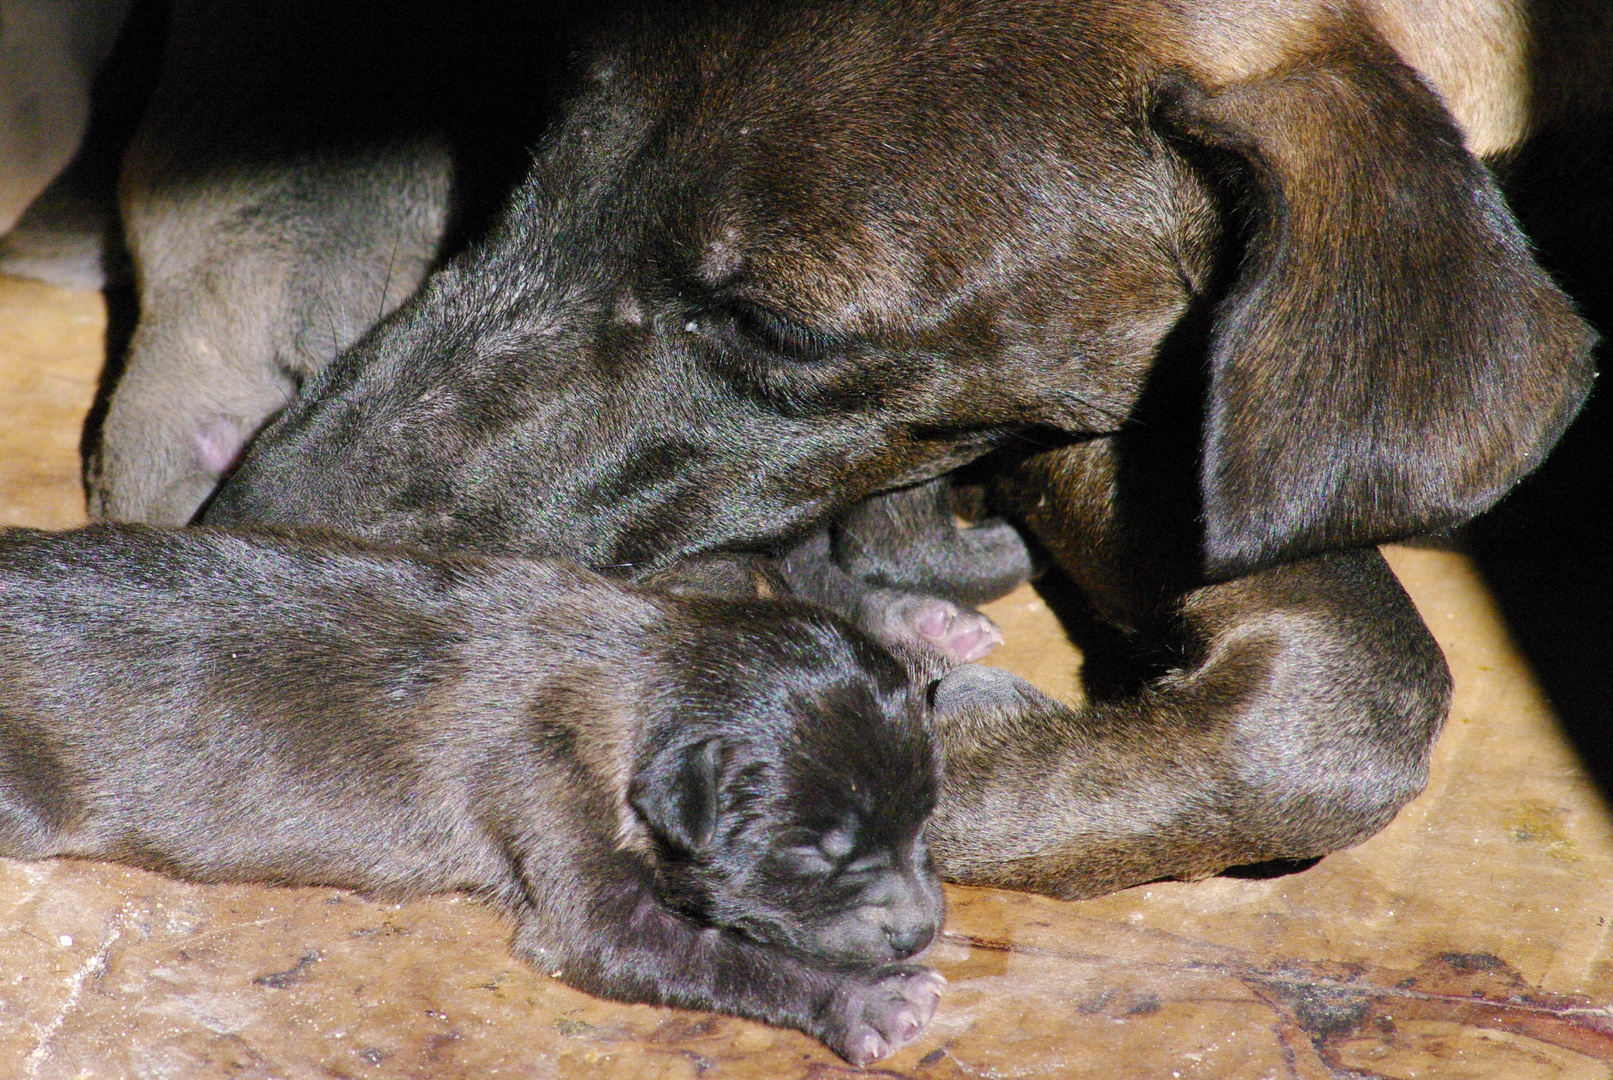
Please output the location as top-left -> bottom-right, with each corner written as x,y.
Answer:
0,525 -> 654,893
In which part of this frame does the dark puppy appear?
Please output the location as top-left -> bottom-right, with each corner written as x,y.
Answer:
0,524 -> 944,1065
92,1 -> 1594,896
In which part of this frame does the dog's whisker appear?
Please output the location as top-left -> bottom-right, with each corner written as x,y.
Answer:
379,226 -> 405,324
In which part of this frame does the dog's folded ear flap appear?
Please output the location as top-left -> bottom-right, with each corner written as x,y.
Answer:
1156,34 -> 1597,578
630,737 -> 723,853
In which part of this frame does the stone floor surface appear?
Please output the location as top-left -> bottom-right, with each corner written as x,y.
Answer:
1,272 -> 1610,1078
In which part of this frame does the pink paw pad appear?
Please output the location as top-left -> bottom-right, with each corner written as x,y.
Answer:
910,599 -> 1004,663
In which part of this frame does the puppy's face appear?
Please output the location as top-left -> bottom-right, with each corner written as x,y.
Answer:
630,606 -> 943,964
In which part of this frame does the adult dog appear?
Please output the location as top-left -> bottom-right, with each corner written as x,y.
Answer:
87,0 -> 1595,897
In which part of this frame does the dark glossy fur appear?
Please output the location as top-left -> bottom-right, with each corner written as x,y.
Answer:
0,524 -> 944,1065
925,546 -> 1450,897
196,3 -> 1592,570
89,1 -> 1594,897
790,462 -> 1454,899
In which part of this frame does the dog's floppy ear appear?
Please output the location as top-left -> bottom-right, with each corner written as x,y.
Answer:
1157,32 -> 1597,578
630,737 -> 723,853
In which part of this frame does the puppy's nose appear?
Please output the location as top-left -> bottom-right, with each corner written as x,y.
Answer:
885,924 -> 935,959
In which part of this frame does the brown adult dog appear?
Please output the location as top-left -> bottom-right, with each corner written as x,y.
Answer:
91,1 -> 1595,897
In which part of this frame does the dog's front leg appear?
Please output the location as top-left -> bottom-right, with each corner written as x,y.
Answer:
512,862 -> 943,1066
923,438 -> 1452,899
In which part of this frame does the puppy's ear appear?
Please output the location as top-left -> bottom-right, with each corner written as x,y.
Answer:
630,737 -> 723,853
1157,33 -> 1597,577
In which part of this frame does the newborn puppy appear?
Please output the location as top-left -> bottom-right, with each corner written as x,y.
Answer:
0,524 -> 944,1065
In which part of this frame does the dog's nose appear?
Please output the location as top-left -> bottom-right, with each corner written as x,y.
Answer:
885,924 -> 934,959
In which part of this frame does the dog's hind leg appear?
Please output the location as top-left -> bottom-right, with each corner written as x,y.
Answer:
0,718 -> 77,860
923,438 -> 1452,899
86,0 -> 452,524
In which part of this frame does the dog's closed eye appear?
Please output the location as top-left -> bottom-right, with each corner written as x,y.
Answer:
777,817 -> 870,875
688,301 -> 912,414
683,296 -> 850,362
727,302 -> 841,362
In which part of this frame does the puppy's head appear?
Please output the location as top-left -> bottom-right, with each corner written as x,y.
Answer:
628,600 -> 943,965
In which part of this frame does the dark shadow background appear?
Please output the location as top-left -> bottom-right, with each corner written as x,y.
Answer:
14,0 -> 572,470
1474,108 -> 1612,794
1468,0 -> 1613,796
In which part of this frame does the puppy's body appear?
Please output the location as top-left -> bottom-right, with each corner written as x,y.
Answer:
0,525 -> 944,1065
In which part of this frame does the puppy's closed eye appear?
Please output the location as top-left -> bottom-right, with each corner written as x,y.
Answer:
841,853 -> 892,876
777,817 -> 872,876
819,823 -> 857,860
779,846 -> 838,875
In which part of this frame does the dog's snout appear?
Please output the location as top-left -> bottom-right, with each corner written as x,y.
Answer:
795,862 -> 943,963
873,865 -> 944,960
885,923 -> 934,960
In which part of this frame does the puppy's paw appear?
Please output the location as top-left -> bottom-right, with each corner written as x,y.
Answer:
945,516 -> 1036,602
884,596 -> 1003,663
826,965 -> 945,1065
931,664 -> 1058,719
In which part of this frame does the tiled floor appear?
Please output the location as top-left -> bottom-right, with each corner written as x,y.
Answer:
2,273 -> 1609,1078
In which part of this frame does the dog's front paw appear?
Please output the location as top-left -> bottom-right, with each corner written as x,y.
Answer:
931,663 -> 1060,719
825,964 -> 945,1065
875,595 -> 1003,663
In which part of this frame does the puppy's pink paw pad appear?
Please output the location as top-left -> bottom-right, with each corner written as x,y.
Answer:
832,966 -> 946,1065
910,599 -> 1003,663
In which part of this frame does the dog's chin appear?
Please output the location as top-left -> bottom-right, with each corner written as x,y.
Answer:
695,902 -> 906,966
763,907 -> 939,967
